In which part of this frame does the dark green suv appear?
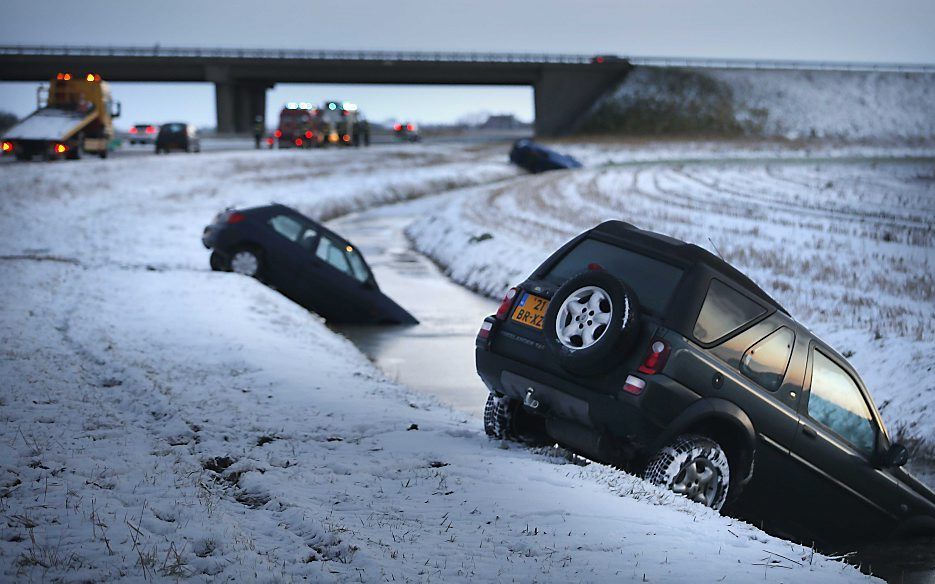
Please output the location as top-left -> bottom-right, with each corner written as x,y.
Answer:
475,220 -> 935,546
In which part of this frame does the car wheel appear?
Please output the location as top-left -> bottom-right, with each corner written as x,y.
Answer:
542,270 -> 640,375
229,248 -> 263,278
643,434 -> 731,511
483,394 -> 551,445
209,251 -> 226,272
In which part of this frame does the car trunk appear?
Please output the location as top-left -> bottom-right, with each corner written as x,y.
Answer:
488,279 -> 661,395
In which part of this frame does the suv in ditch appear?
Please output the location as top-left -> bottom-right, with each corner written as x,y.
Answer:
476,220 -> 935,546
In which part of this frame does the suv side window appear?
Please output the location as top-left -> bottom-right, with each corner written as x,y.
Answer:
316,236 -> 352,275
807,350 -> 876,456
693,280 -> 766,344
740,327 -> 794,391
268,214 -> 304,242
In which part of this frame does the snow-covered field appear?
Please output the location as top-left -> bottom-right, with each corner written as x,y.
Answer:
406,158 -> 935,458
0,145 -> 879,582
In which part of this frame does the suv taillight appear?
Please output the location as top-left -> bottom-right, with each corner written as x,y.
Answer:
495,287 -> 518,320
476,317 -> 497,348
478,320 -> 493,338
638,339 -> 670,375
227,212 -> 246,224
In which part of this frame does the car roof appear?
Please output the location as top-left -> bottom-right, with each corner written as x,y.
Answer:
590,220 -> 788,314
243,204 -> 354,247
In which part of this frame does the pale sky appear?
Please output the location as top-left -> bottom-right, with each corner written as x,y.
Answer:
1,0 -> 933,128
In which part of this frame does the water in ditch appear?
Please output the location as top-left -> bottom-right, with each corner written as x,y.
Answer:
327,198 -> 497,415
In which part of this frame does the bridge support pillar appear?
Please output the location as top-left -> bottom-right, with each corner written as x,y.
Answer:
533,65 -> 631,136
215,82 -> 271,134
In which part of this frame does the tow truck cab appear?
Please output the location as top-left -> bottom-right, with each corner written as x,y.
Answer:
2,73 -> 120,161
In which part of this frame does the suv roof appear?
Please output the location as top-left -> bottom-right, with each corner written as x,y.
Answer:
590,220 -> 788,315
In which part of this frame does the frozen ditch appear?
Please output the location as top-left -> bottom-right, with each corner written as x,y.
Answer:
328,198 -> 497,414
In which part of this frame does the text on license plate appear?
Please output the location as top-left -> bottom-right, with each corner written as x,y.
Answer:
511,292 -> 549,329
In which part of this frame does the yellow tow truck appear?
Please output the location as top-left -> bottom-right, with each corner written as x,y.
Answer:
1,72 -> 121,161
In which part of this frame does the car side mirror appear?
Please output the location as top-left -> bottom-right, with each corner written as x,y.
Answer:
111,101 -> 121,118
882,443 -> 910,468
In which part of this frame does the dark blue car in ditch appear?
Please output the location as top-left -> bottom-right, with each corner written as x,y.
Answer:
202,204 -> 417,325
509,139 -> 582,173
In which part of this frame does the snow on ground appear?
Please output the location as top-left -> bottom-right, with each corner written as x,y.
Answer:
406,156 -> 935,462
0,146 -> 875,582
0,143 -> 519,270
586,67 -> 935,142
549,138 -> 935,168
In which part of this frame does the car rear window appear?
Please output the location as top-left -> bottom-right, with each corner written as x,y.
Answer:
162,123 -> 186,133
268,214 -> 304,242
694,280 -> 766,344
546,239 -> 683,314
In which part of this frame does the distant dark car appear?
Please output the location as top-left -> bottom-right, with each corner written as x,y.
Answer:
156,123 -> 200,154
509,139 -> 582,173
393,122 -> 421,142
477,220 -> 935,547
202,204 -> 417,325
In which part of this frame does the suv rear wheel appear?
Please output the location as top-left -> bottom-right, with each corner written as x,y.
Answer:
643,434 -> 730,510
483,394 -> 550,445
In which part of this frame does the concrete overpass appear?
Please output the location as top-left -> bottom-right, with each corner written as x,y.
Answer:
0,45 -> 632,136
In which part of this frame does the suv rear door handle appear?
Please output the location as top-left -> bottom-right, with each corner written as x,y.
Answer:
802,426 -> 817,439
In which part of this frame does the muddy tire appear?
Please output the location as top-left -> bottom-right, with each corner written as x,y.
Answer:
644,434 -> 731,511
483,394 -> 550,445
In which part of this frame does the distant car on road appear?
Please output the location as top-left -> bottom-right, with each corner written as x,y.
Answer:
155,123 -> 200,154
202,204 -> 417,325
393,122 -> 421,142
509,139 -> 582,173
477,220 -> 935,546
128,123 -> 158,145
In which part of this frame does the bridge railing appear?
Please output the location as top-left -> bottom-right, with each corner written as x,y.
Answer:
0,44 -> 594,65
1,45 -> 932,73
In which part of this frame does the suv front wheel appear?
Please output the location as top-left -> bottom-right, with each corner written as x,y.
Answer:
644,434 -> 731,511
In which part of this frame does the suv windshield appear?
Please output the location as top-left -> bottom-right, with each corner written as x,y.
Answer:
546,239 -> 683,314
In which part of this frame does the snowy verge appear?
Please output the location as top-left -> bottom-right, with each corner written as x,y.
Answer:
0,144 -> 520,270
580,66 -> 935,142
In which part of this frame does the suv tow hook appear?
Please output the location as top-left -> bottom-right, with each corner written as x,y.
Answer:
524,388 -> 540,410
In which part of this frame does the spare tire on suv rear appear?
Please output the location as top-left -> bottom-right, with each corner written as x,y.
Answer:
542,270 -> 640,376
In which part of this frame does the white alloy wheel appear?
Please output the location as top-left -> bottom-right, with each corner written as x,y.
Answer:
554,286 -> 614,350
230,250 -> 259,276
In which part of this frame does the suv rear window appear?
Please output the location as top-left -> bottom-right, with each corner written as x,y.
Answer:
740,326 -> 794,391
694,280 -> 766,344
546,239 -> 683,314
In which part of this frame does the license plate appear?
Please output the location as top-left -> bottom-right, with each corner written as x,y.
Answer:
511,292 -> 549,330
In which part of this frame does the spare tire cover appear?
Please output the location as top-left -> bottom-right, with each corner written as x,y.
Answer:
543,270 -> 641,375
